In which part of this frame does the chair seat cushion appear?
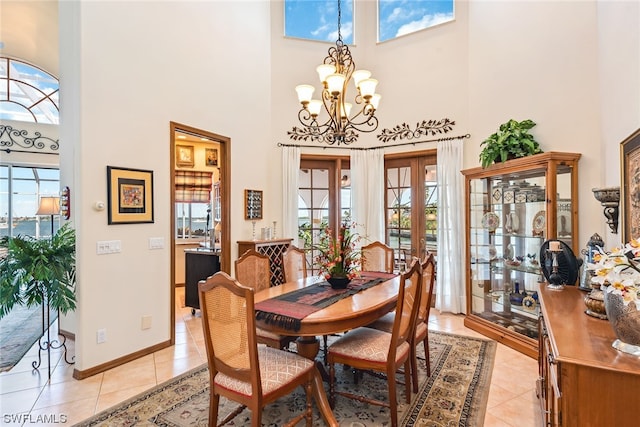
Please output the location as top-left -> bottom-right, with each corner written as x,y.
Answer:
415,321 -> 427,342
328,327 -> 410,366
215,346 -> 313,398
366,312 -> 394,333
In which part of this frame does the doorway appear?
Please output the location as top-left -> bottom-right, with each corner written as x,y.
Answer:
169,122 -> 230,343
385,150 -> 437,262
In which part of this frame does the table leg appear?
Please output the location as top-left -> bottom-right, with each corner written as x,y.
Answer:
296,336 -> 338,427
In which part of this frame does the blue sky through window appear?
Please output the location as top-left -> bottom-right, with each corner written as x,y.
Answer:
285,0 -> 354,44
378,0 -> 454,42
284,1 -> 454,44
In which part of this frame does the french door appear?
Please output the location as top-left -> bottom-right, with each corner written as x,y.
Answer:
385,151 -> 437,263
298,157 -> 350,276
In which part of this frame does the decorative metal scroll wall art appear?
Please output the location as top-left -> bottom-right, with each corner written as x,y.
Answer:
0,125 -> 59,154
377,118 -> 455,143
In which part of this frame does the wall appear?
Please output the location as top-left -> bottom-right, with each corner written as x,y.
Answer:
58,0 -> 272,371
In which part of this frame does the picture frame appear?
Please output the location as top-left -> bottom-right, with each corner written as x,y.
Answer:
205,148 -> 218,166
621,128 -> 640,242
107,166 -> 154,224
245,189 -> 263,220
176,144 -> 195,167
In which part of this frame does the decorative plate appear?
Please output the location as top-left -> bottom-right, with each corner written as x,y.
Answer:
532,210 -> 546,236
488,245 -> 497,260
481,212 -> 500,232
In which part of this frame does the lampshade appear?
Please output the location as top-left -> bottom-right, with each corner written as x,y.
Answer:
36,196 -> 60,216
295,84 -> 315,104
352,70 -> 371,88
358,78 -> 378,100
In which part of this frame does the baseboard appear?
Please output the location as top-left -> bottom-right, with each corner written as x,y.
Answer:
59,328 -> 75,340
72,340 -> 172,380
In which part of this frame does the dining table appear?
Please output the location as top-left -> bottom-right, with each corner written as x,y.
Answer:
254,272 -> 400,427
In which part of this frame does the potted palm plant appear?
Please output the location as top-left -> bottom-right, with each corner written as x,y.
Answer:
479,119 -> 543,168
0,222 -> 76,318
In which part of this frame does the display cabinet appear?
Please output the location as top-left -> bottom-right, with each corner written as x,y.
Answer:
462,152 -> 581,357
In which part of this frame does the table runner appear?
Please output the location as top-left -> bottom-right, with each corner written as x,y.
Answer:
255,271 -> 397,332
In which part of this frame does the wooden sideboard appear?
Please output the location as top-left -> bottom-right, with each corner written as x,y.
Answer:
537,286 -> 640,426
237,238 -> 292,287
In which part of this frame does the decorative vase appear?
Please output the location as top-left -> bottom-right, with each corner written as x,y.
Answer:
584,282 -> 607,320
603,287 -> 640,356
327,275 -> 350,289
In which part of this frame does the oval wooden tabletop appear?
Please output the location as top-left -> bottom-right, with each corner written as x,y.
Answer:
254,275 -> 400,337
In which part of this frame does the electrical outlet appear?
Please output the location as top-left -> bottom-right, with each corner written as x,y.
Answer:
97,328 -> 107,344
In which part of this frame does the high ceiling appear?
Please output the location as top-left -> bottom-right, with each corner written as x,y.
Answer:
1,1 -> 59,76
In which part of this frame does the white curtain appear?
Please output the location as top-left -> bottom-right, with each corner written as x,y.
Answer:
282,146 -> 300,244
435,138 -> 466,313
350,148 -> 385,244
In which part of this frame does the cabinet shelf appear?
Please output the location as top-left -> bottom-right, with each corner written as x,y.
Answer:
463,152 -> 581,357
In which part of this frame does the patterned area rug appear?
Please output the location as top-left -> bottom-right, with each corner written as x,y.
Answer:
74,331 -> 496,426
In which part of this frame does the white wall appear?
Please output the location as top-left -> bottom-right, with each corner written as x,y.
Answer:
59,0 -> 272,371
7,0 -> 639,371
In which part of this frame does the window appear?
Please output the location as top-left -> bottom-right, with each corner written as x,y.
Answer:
0,57 -> 59,124
385,153 -> 437,262
298,157 -> 350,275
284,0 -> 354,44
378,0 -> 454,43
0,165 -> 61,238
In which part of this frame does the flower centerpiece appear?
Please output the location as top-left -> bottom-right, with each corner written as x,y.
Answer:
587,239 -> 640,355
314,220 -> 360,288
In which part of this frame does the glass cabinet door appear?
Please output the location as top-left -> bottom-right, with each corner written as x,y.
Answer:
469,175 -> 546,340
464,152 -> 580,356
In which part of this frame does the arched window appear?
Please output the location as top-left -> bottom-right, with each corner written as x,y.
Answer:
0,57 -> 59,124
0,57 -> 60,238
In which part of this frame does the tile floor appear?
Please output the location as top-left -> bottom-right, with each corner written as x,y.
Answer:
0,288 -> 542,426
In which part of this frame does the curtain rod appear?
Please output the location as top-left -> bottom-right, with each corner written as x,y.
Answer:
278,133 -> 471,150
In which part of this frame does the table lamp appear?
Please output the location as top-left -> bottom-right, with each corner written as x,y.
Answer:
36,196 -> 60,236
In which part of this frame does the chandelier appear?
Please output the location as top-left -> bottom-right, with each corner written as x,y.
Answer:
288,0 -> 380,146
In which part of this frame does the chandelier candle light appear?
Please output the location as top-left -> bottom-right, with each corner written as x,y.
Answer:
289,0 -> 380,145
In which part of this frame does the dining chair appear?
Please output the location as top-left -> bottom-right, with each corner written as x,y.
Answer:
367,253 -> 436,392
236,249 -> 297,350
198,272 -> 316,427
327,260 -> 422,427
282,245 -> 308,283
361,241 -> 395,273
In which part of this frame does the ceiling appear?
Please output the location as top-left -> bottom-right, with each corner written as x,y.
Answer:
1,1 -> 59,76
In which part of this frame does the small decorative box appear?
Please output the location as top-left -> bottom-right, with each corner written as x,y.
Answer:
491,185 -> 503,204
515,190 -> 529,203
502,185 -> 519,204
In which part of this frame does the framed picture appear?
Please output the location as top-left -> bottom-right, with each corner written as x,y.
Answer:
205,148 -> 218,166
107,166 -> 154,224
245,189 -> 263,220
176,145 -> 195,167
621,128 -> 640,242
